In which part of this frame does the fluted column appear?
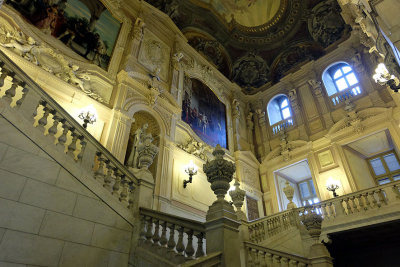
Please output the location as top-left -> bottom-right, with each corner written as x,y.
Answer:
203,145 -> 241,267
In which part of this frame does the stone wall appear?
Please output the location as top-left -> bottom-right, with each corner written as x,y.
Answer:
0,115 -> 132,267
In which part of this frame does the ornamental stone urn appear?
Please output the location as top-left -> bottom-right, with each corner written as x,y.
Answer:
283,180 -> 297,209
301,205 -> 323,241
137,134 -> 159,170
203,144 -> 237,221
229,179 -> 247,220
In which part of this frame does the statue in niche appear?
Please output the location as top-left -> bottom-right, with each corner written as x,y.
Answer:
127,123 -> 149,168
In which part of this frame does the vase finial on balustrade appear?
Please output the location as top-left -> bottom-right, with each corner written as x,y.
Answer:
229,179 -> 247,221
203,144 -> 237,221
283,180 -> 297,209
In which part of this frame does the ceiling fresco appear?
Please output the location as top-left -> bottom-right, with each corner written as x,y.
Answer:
146,0 -> 349,94
191,0 -> 282,27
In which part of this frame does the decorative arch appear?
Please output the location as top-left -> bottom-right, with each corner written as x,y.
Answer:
267,94 -> 292,126
322,61 -> 361,97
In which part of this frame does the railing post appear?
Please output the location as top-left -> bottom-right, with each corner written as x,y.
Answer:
203,145 -> 241,267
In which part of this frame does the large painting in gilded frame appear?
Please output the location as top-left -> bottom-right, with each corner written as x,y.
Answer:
6,0 -> 121,70
182,76 -> 228,149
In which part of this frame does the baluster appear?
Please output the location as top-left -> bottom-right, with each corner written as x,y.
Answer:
67,128 -> 78,156
38,102 -> 51,128
247,247 -> 254,266
195,232 -> 205,258
103,160 -> 113,191
357,194 -> 365,211
139,215 -> 147,244
145,217 -> 153,244
265,253 -> 273,266
259,251 -> 267,267
289,259 -> 299,266
176,227 -> 185,255
57,121 -> 69,146
363,193 -> 370,210
76,135 -> 86,161
351,196 -> 358,213
128,183 -> 135,209
252,249 -> 260,266
378,189 -> 387,205
167,224 -> 176,252
119,176 -> 129,206
185,230 -> 195,258
48,114 -> 61,137
0,67 -> 8,87
370,191 -> 379,208
281,257 -> 289,267
15,83 -> 28,106
152,220 -> 160,246
112,170 -> 121,196
3,72 -> 17,101
344,198 -> 353,214
94,153 -> 105,180
272,255 -> 281,266
159,221 -> 168,248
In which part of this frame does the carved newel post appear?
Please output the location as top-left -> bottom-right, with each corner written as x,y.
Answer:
283,181 -> 297,209
229,179 -> 247,221
203,145 -> 241,267
301,206 -> 333,267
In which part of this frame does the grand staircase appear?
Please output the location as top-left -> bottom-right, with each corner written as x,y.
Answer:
2,48 -> 400,266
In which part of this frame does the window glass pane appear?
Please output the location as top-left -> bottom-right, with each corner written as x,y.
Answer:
370,158 -> 386,176
299,182 -> 310,198
346,73 -> 358,86
309,180 -> 316,195
281,99 -> 288,108
393,175 -> 400,181
282,108 -> 291,119
383,153 -> 400,172
342,66 -> 352,74
378,178 -> 391,185
333,70 -> 343,79
335,78 -> 348,91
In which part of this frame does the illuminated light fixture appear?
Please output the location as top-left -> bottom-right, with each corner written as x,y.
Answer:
373,63 -> 400,92
183,160 -> 198,188
326,178 -> 340,197
78,104 -> 98,129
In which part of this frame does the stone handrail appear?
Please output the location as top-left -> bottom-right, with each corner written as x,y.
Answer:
0,49 -> 138,211
247,209 -> 300,243
271,117 -> 294,136
139,207 -> 206,264
244,242 -> 310,267
329,87 -> 362,107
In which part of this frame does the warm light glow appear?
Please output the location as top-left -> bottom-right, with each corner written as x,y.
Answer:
373,63 -> 396,84
185,160 -> 198,175
78,104 -> 98,126
326,177 -> 339,189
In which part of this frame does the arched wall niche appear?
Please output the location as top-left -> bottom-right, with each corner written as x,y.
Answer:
125,110 -> 161,179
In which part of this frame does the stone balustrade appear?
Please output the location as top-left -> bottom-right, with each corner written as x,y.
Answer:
0,50 -> 138,211
244,242 -> 311,267
307,180 -> 400,221
271,118 -> 294,136
329,87 -> 361,107
139,207 -> 206,265
247,209 -> 299,243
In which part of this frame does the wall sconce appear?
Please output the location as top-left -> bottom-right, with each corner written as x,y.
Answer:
326,178 -> 340,197
78,105 -> 97,129
183,160 -> 198,188
373,63 -> 400,92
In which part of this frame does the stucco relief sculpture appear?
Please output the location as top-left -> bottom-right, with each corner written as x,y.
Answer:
0,27 -> 104,102
232,52 -> 269,92
126,123 -> 158,170
177,137 -> 211,161
308,0 -> 346,48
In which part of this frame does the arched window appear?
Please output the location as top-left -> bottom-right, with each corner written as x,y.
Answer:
267,95 -> 292,126
322,62 -> 361,97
